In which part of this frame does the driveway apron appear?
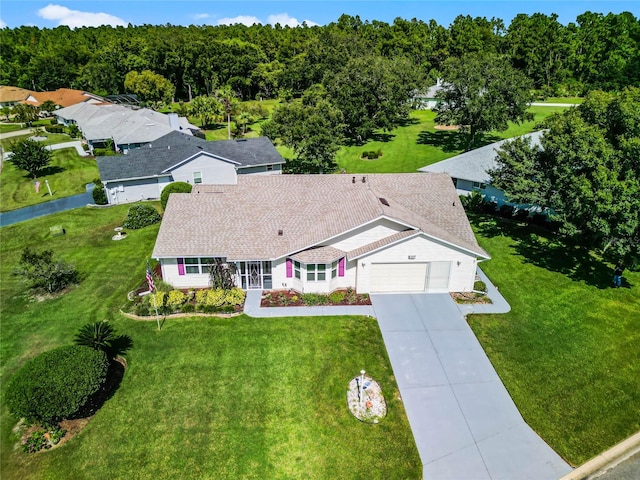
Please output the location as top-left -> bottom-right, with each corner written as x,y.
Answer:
371,293 -> 571,480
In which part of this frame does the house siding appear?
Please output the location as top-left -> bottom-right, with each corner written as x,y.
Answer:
238,164 -> 282,175
105,177 -> 163,204
170,153 -> 237,185
355,235 -> 477,293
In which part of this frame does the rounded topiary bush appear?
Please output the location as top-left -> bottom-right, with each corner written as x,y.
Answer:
122,203 -> 162,229
160,181 -> 192,210
5,345 -> 109,425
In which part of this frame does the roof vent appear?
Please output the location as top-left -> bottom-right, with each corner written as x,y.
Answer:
379,197 -> 390,206
236,139 -> 247,142
148,144 -> 152,148
278,229 -> 283,236
362,176 -> 366,183
352,176 -> 356,184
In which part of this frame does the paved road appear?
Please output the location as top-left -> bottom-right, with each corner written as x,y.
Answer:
588,451 -> 640,480
371,293 -> 571,480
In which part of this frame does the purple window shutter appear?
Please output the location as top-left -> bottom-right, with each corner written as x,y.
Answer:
338,258 -> 345,277
177,258 -> 185,275
286,259 -> 293,278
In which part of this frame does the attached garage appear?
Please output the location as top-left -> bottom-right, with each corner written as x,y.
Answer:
369,261 -> 452,293
370,262 -> 428,292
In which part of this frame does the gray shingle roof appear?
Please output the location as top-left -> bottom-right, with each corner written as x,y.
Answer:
97,131 -> 285,182
419,131 -> 545,183
152,173 -> 489,261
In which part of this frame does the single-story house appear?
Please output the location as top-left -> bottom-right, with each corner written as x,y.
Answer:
55,103 -> 199,153
0,86 -> 32,108
0,86 -> 108,109
411,79 -> 444,110
151,173 -> 490,294
97,131 -> 285,204
419,131 -> 545,206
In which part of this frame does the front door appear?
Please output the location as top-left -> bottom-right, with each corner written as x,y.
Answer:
248,261 -> 262,289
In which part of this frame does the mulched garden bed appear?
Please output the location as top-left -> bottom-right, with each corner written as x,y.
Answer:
260,289 -> 371,307
450,291 -> 493,304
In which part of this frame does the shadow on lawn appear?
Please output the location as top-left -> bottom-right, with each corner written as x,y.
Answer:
417,131 -> 504,153
473,216 -> 624,289
24,166 -> 64,178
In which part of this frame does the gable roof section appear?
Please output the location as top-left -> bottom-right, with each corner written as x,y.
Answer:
0,86 -> 32,103
97,131 -> 285,182
419,131 -> 545,183
55,103 -> 198,145
152,173 -> 489,261
26,88 -> 109,107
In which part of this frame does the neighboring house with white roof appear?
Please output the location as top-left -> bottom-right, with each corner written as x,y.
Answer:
419,131 -> 545,206
55,103 -> 199,153
97,131 -> 285,204
152,173 -> 490,294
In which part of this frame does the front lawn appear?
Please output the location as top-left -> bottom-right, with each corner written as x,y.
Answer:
468,214 -> 640,465
0,132 -> 74,151
0,148 -> 99,212
0,206 -> 420,479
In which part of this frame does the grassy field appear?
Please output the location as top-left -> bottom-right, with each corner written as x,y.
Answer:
0,124 -> 25,134
539,97 -> 584,104
334,106 -> 567,174
0,206 -> 421,479
467,214 -> 640,465
0,132 -> 76,151
0,148 -> 98,212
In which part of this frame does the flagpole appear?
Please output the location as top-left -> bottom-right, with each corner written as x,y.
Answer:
153,290 -> 160,331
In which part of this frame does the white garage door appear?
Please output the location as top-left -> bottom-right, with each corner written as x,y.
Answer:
370,263 -> 428,293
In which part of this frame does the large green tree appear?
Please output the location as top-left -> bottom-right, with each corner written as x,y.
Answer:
124,69 -> 175,105
261,99 -> 344,173
323,55 -> 421,143
434,53 -> 533,149
8,139 -> 52,179
488,88 -> 640,264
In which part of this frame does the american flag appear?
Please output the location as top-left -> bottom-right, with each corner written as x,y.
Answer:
146,261 -> 155,292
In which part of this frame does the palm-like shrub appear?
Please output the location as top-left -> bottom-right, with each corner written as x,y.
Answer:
74,322 -> 115,352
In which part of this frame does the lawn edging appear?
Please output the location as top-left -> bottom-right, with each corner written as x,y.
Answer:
559,430 -> 640,480
119,310 -> 242,321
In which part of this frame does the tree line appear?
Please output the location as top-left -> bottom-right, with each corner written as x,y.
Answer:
1,12 -> 638,101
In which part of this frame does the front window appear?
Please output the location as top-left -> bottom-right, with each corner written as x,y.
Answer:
184,257 -> 221,274
331,261 -> 338,279
193,171 -> 203,184
306,263 -> 326,282
294,261 -> 301,279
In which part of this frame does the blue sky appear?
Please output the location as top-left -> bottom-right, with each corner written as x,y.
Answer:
1,1 -> 638,29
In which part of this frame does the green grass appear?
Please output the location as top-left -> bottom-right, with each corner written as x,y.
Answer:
1,132 -> 75,151
468,214 -> 640,465
0,206 -> 420,479
0,124 -> 25,134
334,106 -> 567,174
0,148 -> 99,212
538,97 -> 584,104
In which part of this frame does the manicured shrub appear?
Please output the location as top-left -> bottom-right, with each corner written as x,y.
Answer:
160,182 -> 192,210
122,203 -> 161,229
166,290 -> 186,308
44,124 -> 64,134
91,178 -> 108,205
328,290 -> 346,304
134,302 -> 150,316
5,346 -> 109,425
148,291 -> 166,308
473,280 -> 487,292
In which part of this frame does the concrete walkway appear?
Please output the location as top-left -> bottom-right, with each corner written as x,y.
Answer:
371,284 -> 571,479
0,184 -> 94,227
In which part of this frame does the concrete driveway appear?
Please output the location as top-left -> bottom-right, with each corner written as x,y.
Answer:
371,293 -> 571,480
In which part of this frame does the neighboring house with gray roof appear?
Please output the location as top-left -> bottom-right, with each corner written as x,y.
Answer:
55,103 -> 198,153
152,173 -> 490,294
97,131 -> 285,204
419,131 -> 545,206
411,79 -> 444,110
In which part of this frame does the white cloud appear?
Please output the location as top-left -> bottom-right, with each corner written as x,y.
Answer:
0,18 -> 7,28
37,4 -> 127,28
267,13 -> 318,27
193,13 -> 211,20
216,15 -> 262,27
